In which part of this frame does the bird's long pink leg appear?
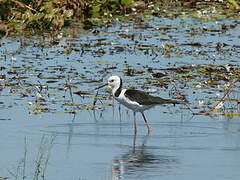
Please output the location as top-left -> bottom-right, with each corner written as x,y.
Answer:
141,112 -> 152,134
133,112 -> 137,135
132,133 -> 137,153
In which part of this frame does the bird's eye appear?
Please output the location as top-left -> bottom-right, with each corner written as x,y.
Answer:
109,80 -> 114,83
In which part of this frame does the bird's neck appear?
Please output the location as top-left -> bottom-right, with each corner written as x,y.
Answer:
113,86 -> 122,97
112,80 -> 122,98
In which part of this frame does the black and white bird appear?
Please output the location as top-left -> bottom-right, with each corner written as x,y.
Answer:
97,75 -> 186,135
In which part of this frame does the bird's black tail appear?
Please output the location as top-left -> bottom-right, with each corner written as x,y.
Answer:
159,98 -> 188,105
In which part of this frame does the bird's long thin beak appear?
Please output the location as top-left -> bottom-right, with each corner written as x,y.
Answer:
95,83 -> 108,90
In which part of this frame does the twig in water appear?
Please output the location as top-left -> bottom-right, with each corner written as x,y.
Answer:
33,135 -> 55,180
193,79 -> 236,115
67,78 -> 74,104
69,84 -> 74,104
42,136 -> 55,180
92,89 -> 99,107
7,138 -> 27,180
64,78 -> 74,104
22,137 -> 27,180
170,83 -> 193,113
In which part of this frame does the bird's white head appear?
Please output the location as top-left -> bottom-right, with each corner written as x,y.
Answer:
107,76 -> 122,90
95,75 -> 122,93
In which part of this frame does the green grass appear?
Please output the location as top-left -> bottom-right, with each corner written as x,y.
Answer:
1,0 -> 240,37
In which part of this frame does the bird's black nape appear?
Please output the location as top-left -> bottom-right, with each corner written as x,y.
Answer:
114,77 -> 122,97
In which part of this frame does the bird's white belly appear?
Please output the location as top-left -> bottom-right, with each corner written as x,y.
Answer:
114,93 -> 154,112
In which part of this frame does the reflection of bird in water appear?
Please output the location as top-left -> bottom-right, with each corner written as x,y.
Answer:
111,135 -> 179,180
96,75 -> 186,135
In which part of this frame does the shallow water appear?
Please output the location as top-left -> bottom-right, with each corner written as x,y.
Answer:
0,9 -> 240,180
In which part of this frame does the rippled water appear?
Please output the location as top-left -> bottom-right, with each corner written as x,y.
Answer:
0,10 -> 240,180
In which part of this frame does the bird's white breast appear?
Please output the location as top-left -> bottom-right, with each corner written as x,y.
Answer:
113,89 -> 154,112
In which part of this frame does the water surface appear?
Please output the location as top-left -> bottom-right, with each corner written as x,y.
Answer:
0,9 -> 240,180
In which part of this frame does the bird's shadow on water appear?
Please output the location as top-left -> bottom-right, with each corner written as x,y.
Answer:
111,134 -> 180,180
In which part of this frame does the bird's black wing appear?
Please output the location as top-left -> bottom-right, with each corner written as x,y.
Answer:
124,89 -> 185,105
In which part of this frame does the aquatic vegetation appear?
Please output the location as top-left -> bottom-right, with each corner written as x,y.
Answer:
1,0 -> 84,32
8,136 -> 55,180
0,0 -> 240,118
1,0 -> 240,37
0,2 -> 240,179
0,36 -> 239,117
0,0 -> 135,35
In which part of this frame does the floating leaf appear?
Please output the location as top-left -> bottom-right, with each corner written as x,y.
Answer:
220,113 -> 240,116
64,48 -> 73,55
74,91 -> 92,96
96,60 -> 108,63
32,108 -> 50,114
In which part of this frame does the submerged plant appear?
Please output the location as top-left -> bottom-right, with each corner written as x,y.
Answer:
8,135 -> 55,180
